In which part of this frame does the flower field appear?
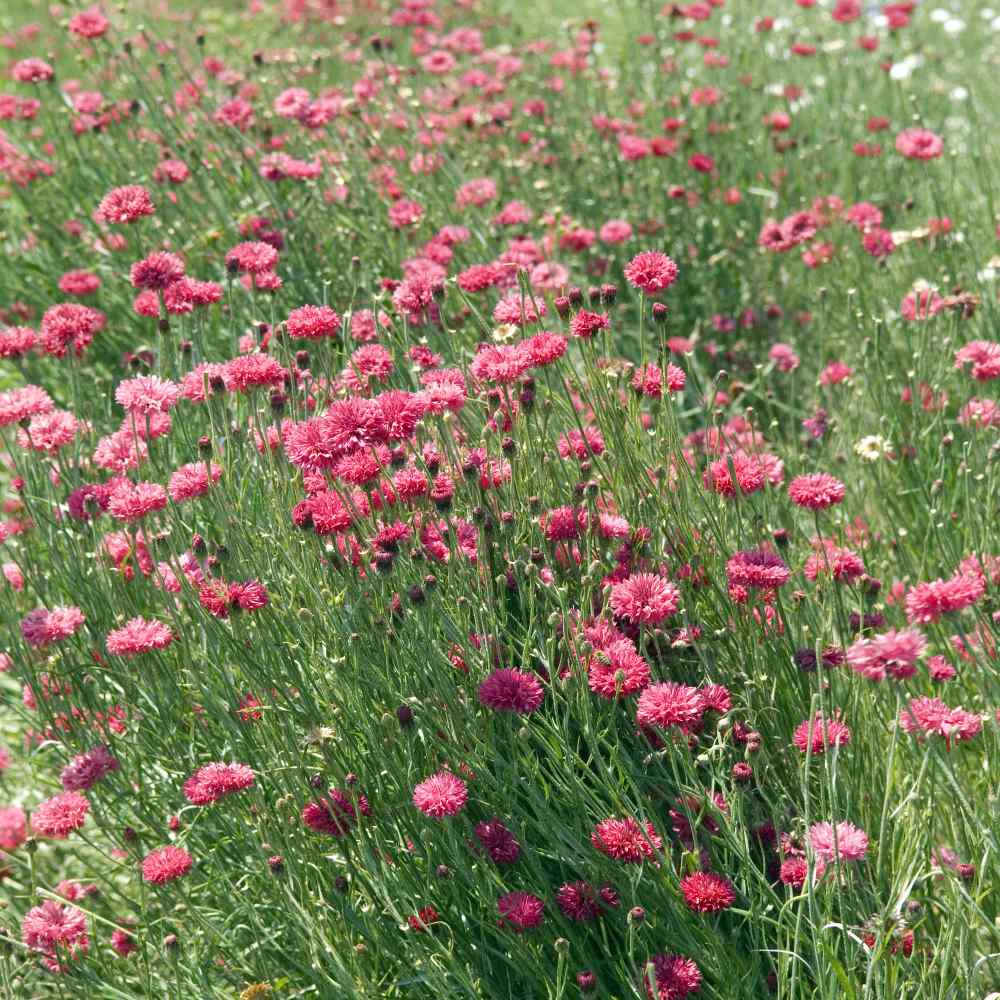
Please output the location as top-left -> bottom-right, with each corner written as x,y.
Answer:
1,0 -> 999,997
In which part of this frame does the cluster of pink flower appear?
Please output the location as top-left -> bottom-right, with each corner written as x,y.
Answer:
0,0 -> 996,995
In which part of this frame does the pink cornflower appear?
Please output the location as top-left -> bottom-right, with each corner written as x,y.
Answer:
555,881 -> 617,921
469,344 -> 530,384
636,682 -> 704,732
803,540 -> 865,583
558,426 -> 606,460
521,331 -> 567,367
954,341 -> 1000,382
61,746 -> 120,791
809,821 -> 869,862
287,305 -> 341,339
69,7 -> 110,38
106,481 -> 168,522
591,816 -> 662,863
413,771 -> 467,819
110,924 -> 137,957
0,385 -> 54,428
959,398 -> 1000,428
788,473 -> 845,510
899,697 -> 981,745
497,891 -> 544,932
609,573 -> 680,624
115,375 -> 180,414
18,409 -> 80,454
12,58 -> 55,83
222,354 -> 286,392
130,252 -> 184,291
184,762 -> 255,805
301,788 -> 369,836
228,579 -> 269,611
846,628 -> 927,681
600,219 -> 633,244
587,639 -> 651,699
21,606 -> 86,648
641,954 -> 702,999
478,668 -> 544,714
679,871 -> 736,913
901,289 -> 944,321
474,817 -> 521,864
819,360 -> 854,385
30,791 -> 90,839
0,326 -> 37,359
58,269 -> 101,296
624,251 -> 679,294
106,616 -> 173,656
457,264 -> 502,293
793,714 -> 851,755
141,845 -> 193,884
168,462 -> 222,502
904,574 -> 985,624
21,901 -> 89,974
726,549 -> 790,590
895,128 -> 943,160
703,452 -> 766,497
570,309 -> 610,338
0,805 -> 27,849
225,241 -> 278,274
98,185 -> 154,224
388,199 -> 424,228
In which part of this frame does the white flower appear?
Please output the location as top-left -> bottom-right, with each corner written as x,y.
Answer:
854,435 -> 890,462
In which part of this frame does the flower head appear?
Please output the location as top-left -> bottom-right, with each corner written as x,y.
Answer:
679,871 -> 735,913
591,816 -> 662,863
141,845 -> 193,884
478,668 -> 544,714
610,573 -> 680,624
788,473 -> 845,510
184,763 -> 255,805
98,185 -> 154,224
641,954 -> 702,999
497,891 -> 544,932
809,821 -> 868,862
413,771 -> 467,819
31,791 -> 90,839
624,252 -> 679,294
